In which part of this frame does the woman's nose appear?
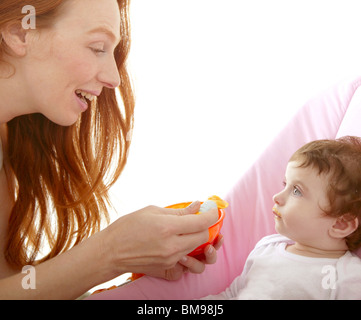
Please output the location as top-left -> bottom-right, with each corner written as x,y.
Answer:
98,58 -> 121,89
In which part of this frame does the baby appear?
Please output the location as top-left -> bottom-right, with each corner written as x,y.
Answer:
203,136 -> 361,299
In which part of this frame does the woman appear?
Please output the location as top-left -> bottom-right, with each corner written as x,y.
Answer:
0,0 -> 221,299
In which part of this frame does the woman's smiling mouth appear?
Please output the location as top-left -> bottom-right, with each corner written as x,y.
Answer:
75,89 -> 97,101
75,89 -> 99,111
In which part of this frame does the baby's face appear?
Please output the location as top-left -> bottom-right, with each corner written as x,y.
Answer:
272,161 -> 336,249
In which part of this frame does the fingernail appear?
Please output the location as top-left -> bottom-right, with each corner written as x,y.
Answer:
207,246 -> 215,255
187,201 -> 200,209
180,256 -> 188,263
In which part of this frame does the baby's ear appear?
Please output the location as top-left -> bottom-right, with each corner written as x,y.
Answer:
329,214 -> 359,239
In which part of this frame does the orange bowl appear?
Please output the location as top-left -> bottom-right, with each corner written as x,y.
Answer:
166,202 -> 225,257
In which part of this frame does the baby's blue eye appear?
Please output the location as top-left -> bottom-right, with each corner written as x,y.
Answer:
293,186 -> 302,196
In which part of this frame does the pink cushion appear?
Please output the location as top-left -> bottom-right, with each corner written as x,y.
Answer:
87,77 -> 361,300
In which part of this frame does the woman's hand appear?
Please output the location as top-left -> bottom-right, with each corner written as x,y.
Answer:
0,202 -> 221,299
98,201 -> 219,281
179,234 -> 224,272
157,234 -> 224,281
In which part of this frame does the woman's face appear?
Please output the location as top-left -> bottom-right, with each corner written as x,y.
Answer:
22,0 -> 121,126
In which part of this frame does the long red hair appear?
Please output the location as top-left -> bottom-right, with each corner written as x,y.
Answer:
0,0 -> 135,268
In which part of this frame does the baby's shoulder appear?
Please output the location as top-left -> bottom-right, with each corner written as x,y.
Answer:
342,251 -> 361,267
254,234 -> 293,249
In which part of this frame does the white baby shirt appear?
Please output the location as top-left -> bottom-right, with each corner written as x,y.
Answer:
203,234 -> 361,300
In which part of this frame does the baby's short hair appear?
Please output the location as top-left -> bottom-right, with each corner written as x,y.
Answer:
290,136 -> 361,251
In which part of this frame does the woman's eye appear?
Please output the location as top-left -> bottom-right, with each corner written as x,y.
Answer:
92,48 -> 106,54
90,46 -> 106,54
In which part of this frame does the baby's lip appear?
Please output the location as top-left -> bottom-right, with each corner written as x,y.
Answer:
272,207 -> 282,218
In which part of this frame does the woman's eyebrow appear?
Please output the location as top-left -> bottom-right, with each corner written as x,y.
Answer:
87,26 -> 121,45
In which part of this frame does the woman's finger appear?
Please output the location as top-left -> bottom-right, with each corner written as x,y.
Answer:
174,201 -> 201,216
213,234 -> 224,251
179,255 -> 206,274
203,244 -> 217,264
167,207 -> 219,235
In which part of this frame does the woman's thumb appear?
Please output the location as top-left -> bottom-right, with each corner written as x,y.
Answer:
178,200 -> 201,215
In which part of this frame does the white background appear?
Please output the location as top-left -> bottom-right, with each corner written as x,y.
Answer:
108,0 -> 361,220
92,0 -> 361,291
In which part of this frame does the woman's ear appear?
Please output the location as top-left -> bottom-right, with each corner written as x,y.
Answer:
329,214 -> 359,239
1,22 -> 29,57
